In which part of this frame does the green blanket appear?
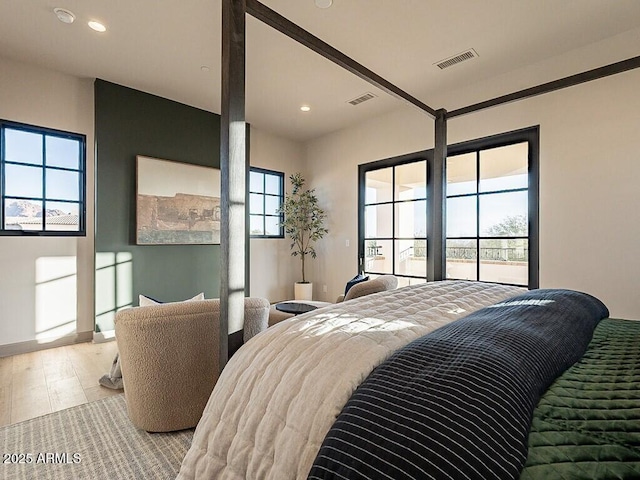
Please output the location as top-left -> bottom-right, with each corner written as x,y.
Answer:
521,318 -> 640,479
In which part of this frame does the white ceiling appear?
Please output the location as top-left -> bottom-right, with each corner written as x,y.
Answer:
1,0 -> 640,142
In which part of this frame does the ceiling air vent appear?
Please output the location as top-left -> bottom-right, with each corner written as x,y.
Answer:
347,92 -> 377,106
435,49 -> 478,70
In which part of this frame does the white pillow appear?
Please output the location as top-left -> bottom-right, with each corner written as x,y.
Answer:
138,292 -> 205,307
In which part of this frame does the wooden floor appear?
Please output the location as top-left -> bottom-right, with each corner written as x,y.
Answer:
0,340 -> 121,427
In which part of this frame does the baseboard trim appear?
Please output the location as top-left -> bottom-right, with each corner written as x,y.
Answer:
93,330 -> 116,343
0,331 -> 94,358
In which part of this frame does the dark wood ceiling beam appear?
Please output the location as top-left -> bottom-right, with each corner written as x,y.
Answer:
449,55 -> 640,118
246,0 -> 436,118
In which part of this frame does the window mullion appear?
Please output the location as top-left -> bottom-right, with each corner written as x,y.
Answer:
1,127 -> 4,229
391,167 -> 396,276
476,150 -> 480,282
425,160 -> 428,277
42,133 -> 47,232
262,173 -> 266,236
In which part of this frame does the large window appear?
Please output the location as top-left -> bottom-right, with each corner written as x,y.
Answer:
446,139 -> 534,286
249,167 -> 284,238
359,127 -> 539,288
361,156 -> 428,288
0,120 -> 86,235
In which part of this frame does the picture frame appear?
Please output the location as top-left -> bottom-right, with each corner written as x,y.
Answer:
136,156 -> 220,245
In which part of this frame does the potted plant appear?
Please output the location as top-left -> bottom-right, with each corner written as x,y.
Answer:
278,173 -> 328,300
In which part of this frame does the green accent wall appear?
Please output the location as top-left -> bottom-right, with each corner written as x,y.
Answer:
94,79 -> 221,332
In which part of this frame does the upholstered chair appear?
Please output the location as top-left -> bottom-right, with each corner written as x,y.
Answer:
335,274 -> 398,303
115,297 -> 269,432
268,275 -> 399,327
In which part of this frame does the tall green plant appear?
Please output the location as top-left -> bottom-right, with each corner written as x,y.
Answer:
278,173 -> 328,283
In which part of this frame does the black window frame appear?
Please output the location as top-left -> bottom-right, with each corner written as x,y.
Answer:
358,151 -> 431,284
358,126 -> 539,289
445,126 -> 539,288
0,119 -> 87,237
249,167 -> 284,239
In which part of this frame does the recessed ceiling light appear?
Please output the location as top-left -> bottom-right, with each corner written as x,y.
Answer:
314,0 -> 333,8
53,7 -> 75,24
300,105 -> 311,112
88,20 -> 106,32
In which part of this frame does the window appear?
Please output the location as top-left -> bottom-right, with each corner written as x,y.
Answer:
1,120 -> 86,235
446,128 -> 538,287
360,156 -> 428,288
249,167 -> 284,238
358,127 -> 539,288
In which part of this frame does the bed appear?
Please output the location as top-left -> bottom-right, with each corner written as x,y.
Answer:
176,281 -> 639,479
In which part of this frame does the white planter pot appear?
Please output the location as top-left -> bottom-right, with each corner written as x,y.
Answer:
294,282 -> 313,301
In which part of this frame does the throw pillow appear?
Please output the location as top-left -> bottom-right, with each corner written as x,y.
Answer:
344,274 -> 369,295
138,292 -> 205,307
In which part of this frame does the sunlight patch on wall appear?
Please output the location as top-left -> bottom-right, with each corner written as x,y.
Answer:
35,256 -> 77,343
95,252 -> 133,333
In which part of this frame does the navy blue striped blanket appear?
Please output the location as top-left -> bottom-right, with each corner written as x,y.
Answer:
308,289 -> 609,480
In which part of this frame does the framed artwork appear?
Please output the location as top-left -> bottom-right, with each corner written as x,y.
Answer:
136,156 -> 220,245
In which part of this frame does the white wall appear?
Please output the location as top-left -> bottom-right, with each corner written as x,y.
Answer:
0,56 -> 95,350
304,67 -> 640,319
249,127 -> 306,303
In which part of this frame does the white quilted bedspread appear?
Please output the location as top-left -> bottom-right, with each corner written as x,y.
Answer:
177,281 -> 524,480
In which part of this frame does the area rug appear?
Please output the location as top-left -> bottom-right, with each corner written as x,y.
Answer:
0,394 -> 193,479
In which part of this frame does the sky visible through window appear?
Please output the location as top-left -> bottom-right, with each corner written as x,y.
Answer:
2,125 -> 83,232
365,173 -> 527,239
249,168 -> 283,237
447,174 -> 528,237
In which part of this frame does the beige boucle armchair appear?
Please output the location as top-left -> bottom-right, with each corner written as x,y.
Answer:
268,275 -> 398,326
335,274 -> 398,303
115,297 -> 269,432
